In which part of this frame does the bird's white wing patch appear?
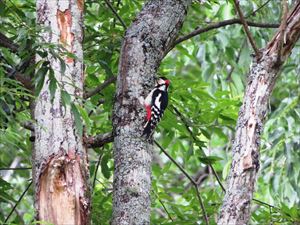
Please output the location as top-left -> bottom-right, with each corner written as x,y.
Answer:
154,93 -> 161,109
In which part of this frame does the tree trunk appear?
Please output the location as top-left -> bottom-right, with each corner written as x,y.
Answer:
112,0 -> 191,224
34,0 -> 90,224
218,3 -> 300,225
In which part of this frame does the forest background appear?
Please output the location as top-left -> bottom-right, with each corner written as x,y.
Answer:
0,0 -> 300,224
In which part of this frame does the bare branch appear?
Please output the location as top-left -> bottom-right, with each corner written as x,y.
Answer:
169,107 -> 288,216
92,152 -> 103,191
277,0 -> 289,63
85,132 -> 114,148
226,40 -> 246,81
84,76 -> 116,99
4,181 -> 32,223
233,0 -> 261,58
0,167 -> 31,170
21,121 -> 35,132
104,0 -> 127,29
88,98 -> 105,116
0,32 -> 18,53
266,2 -> 300,61
168,19 -> 278,53
245,0 -> 272,18
152,190 -> 174,222
154,141 -> 209,225
171,105 -> 225,192
218,2 -> 300,223
4,61 -> 34,91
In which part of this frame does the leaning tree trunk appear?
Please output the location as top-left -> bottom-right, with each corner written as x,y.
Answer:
34,0 -> 90,224
112,0 -> 191,224
218,3 -> 300,225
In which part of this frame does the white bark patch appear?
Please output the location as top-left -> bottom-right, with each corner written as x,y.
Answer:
218,54 -> 280,224
34,0 -> 89,224
219,4 -> 300,224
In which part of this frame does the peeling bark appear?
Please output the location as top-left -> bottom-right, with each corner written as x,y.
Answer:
34,0 -> 89,224
112,0 -> 191,224
218,3 -> 300,225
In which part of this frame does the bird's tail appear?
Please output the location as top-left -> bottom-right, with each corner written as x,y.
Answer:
142,119 -> 157,139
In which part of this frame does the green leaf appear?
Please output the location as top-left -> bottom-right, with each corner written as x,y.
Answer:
198,156 -> 223,165
61,90 -> 71,107
48,68 -> 57,102
71,103 -> 83,136
101,154 -> 111,179
59,57 -> 66,74
77,105 -> 91,133
34,64 -> 49,96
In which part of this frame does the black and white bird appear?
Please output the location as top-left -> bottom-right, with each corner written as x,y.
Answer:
140,77 -> 170,139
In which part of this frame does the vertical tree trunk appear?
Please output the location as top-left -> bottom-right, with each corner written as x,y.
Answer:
112,0 -> 191,224
218,3 -> 300,225
34,0 -> 90,224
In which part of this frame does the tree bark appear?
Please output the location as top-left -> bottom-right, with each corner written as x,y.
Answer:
34,0 -> 90,225
218,3 -> 300,225
112,0 -> 191,224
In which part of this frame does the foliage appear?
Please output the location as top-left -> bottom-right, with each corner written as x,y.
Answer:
0,0 -> 299,224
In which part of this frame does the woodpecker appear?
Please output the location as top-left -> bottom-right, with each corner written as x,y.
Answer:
140,77 -> 170,139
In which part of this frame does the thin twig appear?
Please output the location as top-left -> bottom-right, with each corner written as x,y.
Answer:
167,19 -> 279,53
104,0 -> 127,29
4,181 -> 32,223
0,32 -> 18,53
277,0 -> 289,64
152,190 -> 174,222
84,76 -> 116,99
226,39 -> 246,81
245,0 -> 272,18
171,108 -> 297,220
169,106 -> 294,218
0,167 -> 31,170
155,117 -> 286,218
154,141 -> 209,225
171,106 -> 225,192
233,0 -> 261,58
92,152 -> 103,191
253,198 -> 279,210
85,132 -> 114,148
88,98 -> 106,116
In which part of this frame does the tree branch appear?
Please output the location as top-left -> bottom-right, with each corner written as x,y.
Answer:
4,181 -> 32,223
233,0 -> 261,59
0,32 -> 18,53
226,39 -> 246,81
84,76 -> 116,99
152,190 -> 174,222
83,123 -> 284,221
104,0 -> 127,29
277,0 -> 289,63
168,19 -> 279,52
266,2 -> 300,61
92,152 -> 103,191
218,2 -> 300,223
171,105 -> 225,192
154,141 -> 209,225
0,31 -> 35,91
0,167 -> 32,170
21,121 -> 35,132
245,0 -> 272,18
85,132 -> 114,148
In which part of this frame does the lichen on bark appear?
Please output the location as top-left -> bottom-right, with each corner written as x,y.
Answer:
112,0 -> 191,224
34,0 -> 90,224
218,3 -> 300,224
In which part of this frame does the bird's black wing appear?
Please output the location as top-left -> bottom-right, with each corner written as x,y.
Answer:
142,89 -> 168,138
